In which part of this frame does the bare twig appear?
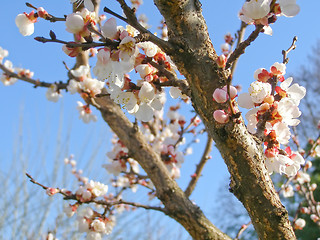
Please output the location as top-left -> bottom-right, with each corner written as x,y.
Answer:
226,24 -> 264,69
282,36 -> 298,64
34,36 -> 112,48
0,63 -> 68,89
25,173 -> 49,191
104,1 -> 171,52
230,22 -> 247,77
148,61 -> 190,96
184,137 -> 213,197
234,221 -> 252,240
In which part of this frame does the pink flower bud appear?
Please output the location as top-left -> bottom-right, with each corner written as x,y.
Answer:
254,68 -> 271,82
294,218 -> 306,230
310,183 -> 317,191
213,88 -> 228,103
37,7 -> 49,19
300,207 -> 310,214
222,85 -> 238,99
310,214 -> 319,223
270,62 -> 286,75
216,54 -> 227,68
213,110 -> 229,124
62,44 -> 81,57
305,161 -> 312,169
46,188 -> 59,196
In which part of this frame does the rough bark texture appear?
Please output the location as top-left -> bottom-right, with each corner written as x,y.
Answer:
153,0 -> 296,239
94,91 -> 231,240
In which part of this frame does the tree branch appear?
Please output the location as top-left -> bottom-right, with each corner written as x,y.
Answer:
104,1 -> 172,53
93,89 -> 231,240
230,22 -> 247,77
153,0 -> 296,239
26,173 -> 167,214
184,137 -> 213,197
0,63 -> 68,89
226,24 -> 264,69
282,36 -> 298,64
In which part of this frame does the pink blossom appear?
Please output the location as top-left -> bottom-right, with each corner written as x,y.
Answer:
213,110 -> 229,124
213,88 -> 228,103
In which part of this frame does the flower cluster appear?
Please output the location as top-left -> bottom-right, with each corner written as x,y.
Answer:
0,48 -> 34,86
89,17 -> 180,122
239,0 -> 300,35
140,105 -> 199,179
280,158 -> 320,230
103,136 -> 146,193
59,157 -> 116,240
237,62 -> 306,176
216,33 -> 234,68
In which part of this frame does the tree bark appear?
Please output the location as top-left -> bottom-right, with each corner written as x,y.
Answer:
93,91 -> 231,240
153,0 -> 296,239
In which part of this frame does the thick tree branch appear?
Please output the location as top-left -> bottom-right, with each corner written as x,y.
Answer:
93,90 -> 231,240
153,0 -> 296,239
184,137 -> 213,197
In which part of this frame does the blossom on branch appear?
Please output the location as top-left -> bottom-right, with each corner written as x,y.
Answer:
46,84 -> 62,102
76,101 -> 97,123
15,11 -> 37,36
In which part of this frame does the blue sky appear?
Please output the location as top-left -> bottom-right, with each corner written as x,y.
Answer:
0,0 -> 319,238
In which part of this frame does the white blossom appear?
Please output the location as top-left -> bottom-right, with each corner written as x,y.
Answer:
91,219 -> 106,233
65,13 -> 85,34
46,84 -> 62,102
77,101 -> 97,123
15,13 -> 36,36
0,47 -> 9,63
248,81 -> 271,103
242,0 -> 272,20
278,0 -> 300,17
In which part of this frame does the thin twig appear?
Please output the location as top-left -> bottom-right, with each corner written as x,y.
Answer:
184,137 -> 213,197
26,2 -> 66,22
0,63 -> 68,89
174,114 -> 198,148
226,24 -> 264,69
26,173 -> 167,214
230,22 -> 247,77
148,61 -> 190,96
34,36 -> 112,48
282,36 -> 298,64
104,1 -> 171,52
234,221 -> 252,240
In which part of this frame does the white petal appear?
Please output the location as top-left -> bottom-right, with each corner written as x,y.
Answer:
84,0 -> 95,12
135,103 -> 154,122
238,93 -> 255,109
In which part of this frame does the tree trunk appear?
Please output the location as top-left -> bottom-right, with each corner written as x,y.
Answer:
153,0 -> 296,239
